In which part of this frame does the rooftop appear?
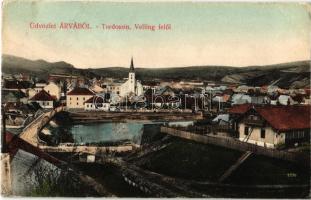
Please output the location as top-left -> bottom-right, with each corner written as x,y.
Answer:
230,104 -> 311,131
30,90 -> 55,101
256,105 -> 311,131
67,87 -> 94,96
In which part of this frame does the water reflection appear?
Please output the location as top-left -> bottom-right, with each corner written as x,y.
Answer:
70,122 -> 145,144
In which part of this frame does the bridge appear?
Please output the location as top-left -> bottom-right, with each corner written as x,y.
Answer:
19,106 -> 65,146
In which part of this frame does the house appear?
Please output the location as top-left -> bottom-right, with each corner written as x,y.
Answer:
152,95 -> 181,109
66,87 -> 94,109
155,86 -> 177,96
4,112 -> 26,129
278,95 -> 295,105
231,93 -> 252,105
212,94 -> 231,103
234,105 -> 310,148
109,82 -> 123,95
29,90 -> 55,109
34,80 -> 47,93
43,82 -> 61,100
4,102 -> 40,117
228,104 -> 253,136
267,85 -> 279,94
234,85 -> 251,93
27,88 -> 37,99
90,84 -> 105,94
141,80 -> 160,90
3,80 -> 32,93
212,114 -> 230,126
84,96 -> 110,111
2,90 -> 28,104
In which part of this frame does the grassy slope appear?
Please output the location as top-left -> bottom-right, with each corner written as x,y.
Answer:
2,54 -> 310,87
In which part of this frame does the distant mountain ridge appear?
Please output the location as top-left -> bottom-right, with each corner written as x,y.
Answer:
2,54 -> 310,88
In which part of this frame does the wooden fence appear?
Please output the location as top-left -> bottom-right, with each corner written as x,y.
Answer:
160,126 -> 309,166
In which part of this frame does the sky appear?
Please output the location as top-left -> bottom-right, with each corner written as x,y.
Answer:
2,1 -> 310,68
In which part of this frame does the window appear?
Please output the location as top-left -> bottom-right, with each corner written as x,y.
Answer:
260,129 -> 265,138
70,97 -> 72,100
46,102 -> 49,106
77,97 -> 79,100
244,126 -> 249,135
83,97 -> 85,100
77,102 -> 78,105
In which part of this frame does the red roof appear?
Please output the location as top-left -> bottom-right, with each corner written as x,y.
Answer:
256,105 -> 311,131
5,132 -> 62,165
228,104 -> 253,114
67,87 -> 94,96
230,104 -> 311,131
30,90 -> 55,101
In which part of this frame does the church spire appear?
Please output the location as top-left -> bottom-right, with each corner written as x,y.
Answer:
130,57 -> 134,72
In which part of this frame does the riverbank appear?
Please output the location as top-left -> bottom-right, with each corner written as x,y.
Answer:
67,110 -> 203,123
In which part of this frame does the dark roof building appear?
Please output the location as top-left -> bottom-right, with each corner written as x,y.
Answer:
67,87 -> 94,96
30,90 -> 55,101
4,80 -> 32,90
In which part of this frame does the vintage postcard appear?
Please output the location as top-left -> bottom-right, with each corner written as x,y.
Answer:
1,0 -> 310,198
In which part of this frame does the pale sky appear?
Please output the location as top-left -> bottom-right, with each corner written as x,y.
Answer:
2,1 -> 310,68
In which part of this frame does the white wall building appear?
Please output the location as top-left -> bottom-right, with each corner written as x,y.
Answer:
84,96 -> 110,111
44,82 -> 61,100
66,87 -> 94,109
29,90 -> 54,109
120,58 -> 144,97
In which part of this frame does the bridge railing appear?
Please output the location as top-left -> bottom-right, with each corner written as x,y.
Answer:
21,106 -> 65,136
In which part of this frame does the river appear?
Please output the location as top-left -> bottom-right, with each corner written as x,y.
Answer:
46,120 -> 194,145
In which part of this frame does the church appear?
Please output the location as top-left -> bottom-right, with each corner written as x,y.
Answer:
119,57 -> 144,97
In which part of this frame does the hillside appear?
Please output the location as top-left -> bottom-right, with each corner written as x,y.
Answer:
2,54 -> 97,79
2,54 -> 310,88
88,66 -> 243,81
222,61 -> 310,88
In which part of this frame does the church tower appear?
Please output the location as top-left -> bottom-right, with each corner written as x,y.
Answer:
128,57 -> 136,94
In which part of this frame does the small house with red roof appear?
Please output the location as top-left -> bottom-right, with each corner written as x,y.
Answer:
66,87 -> 94,109
29,90 -> 55,109
84,96 -> 110,111
235,105 -> 310,148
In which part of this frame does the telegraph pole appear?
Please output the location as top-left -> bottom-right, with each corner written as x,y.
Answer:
1,105 -> 7,153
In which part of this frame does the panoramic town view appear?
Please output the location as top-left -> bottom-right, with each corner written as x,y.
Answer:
1,1 -> 310,198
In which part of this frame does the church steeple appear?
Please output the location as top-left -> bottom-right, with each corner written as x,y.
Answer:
130,57 -> 134,72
